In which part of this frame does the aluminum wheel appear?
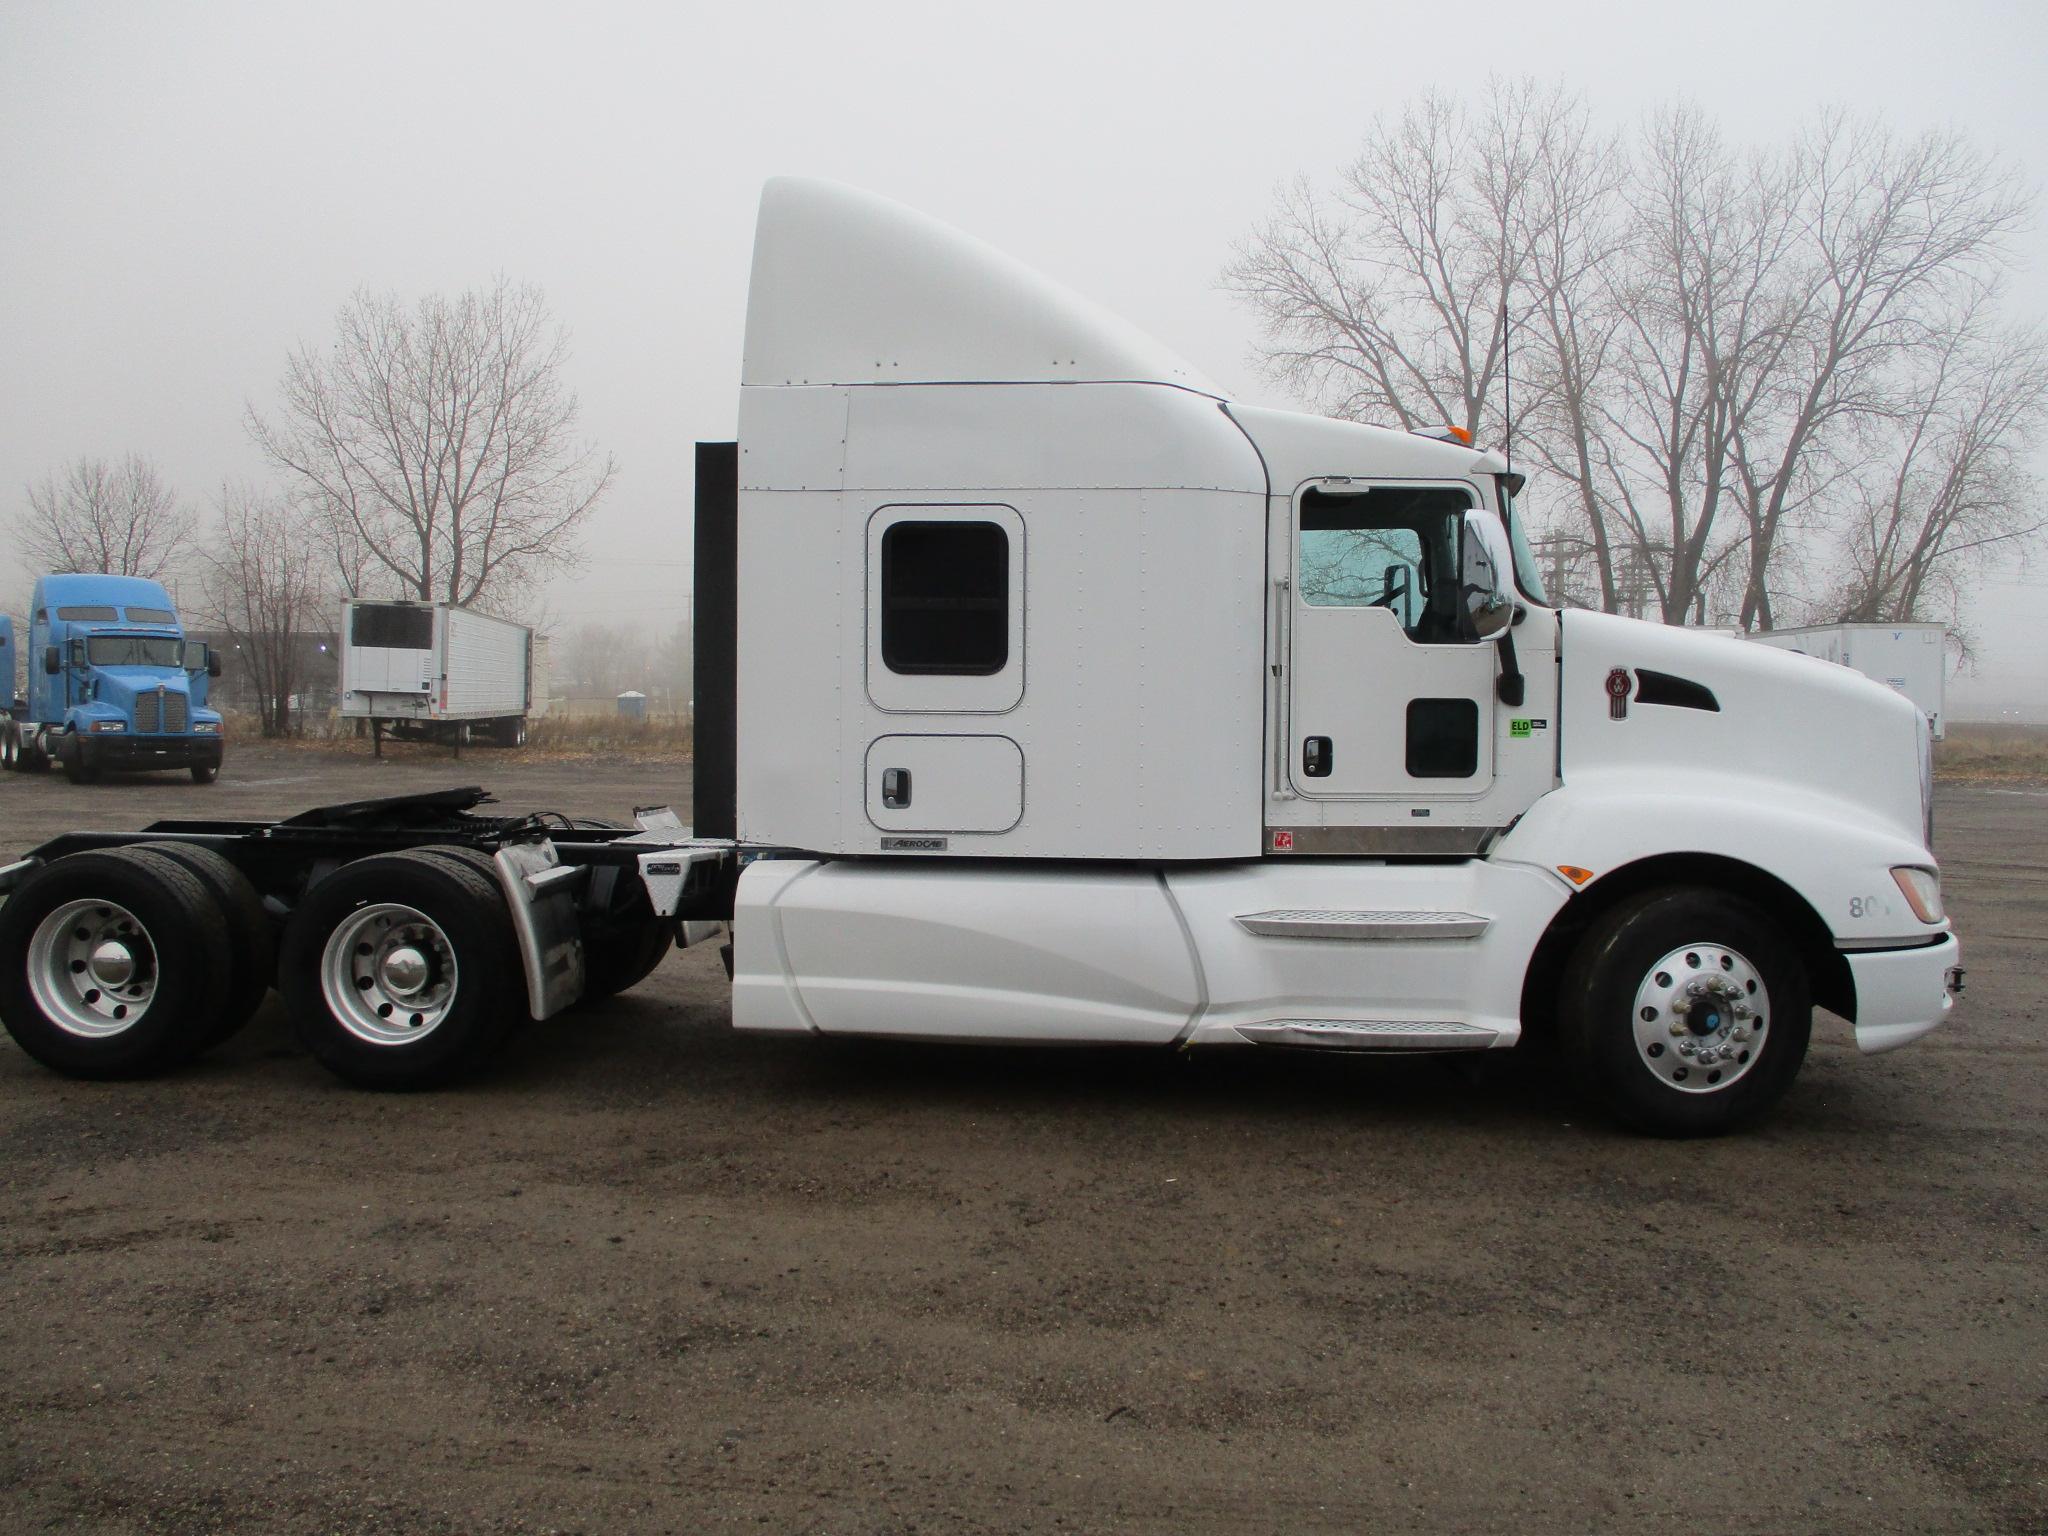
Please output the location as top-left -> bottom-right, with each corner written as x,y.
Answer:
1632,942 -> 1770,1094
26,899 -> 159,1038
320,902 -> 461,1046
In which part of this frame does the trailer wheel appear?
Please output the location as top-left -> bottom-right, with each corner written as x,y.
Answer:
0,849 -> 233,1079
129,843 -> 274,1050
279,850 -> 521,1090
1560,887 -> 1811,1137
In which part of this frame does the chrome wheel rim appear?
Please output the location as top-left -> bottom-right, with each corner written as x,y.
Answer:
1633,942 -> 1770,1094
320,903 -> 459,1046
27,899 -> 159,1037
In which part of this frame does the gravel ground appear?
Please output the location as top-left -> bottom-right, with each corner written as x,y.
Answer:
0,744 -> 2040,1533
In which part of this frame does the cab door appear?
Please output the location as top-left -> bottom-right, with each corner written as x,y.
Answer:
1283,480 -> 1499,807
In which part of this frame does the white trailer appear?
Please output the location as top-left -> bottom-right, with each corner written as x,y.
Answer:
1745,623 -> 1947,739
338,600 -> 533,749
0,179 -> 1961,1137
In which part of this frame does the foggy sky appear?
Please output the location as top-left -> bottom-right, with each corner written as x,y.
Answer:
3,0 -> 2044,713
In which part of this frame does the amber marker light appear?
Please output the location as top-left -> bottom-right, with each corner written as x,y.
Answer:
1558,865 -> 1595,886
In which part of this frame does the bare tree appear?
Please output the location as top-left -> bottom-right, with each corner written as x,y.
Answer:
16,453 -> 195,580
1729,115 -> 2032,628
1832,303 -> 2048,624
196,485 -> 331,736
248,277 -> 615,610
1228,88 -> 2042,630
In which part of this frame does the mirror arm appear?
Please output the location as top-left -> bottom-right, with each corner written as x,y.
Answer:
1495,626 -> 1526,707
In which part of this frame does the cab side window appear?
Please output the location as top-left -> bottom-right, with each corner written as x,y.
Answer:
1298,486 -> 1475,644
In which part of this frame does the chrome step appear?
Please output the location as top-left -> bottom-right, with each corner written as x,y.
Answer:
1233,909 -> 1489,940
1235,1019 -> 1500,1051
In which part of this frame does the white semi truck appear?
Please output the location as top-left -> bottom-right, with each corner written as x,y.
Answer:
0,180 -> 1960,1135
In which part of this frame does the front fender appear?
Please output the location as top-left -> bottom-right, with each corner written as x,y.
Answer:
1494,769 -> 1948,950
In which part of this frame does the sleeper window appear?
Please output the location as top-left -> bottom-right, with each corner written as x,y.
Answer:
880,521 -> 1008,675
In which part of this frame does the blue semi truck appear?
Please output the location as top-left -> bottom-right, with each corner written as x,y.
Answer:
0,574 -> 224,784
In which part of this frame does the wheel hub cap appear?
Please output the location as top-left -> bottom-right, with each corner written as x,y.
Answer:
1632,943 -> 1770,1094
26,900 -> 158,1038
320,903 -> 459,1046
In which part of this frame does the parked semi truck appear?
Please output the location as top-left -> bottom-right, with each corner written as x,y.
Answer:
0,180 -> 1960,1134
0,574 -> 223,783
339,599 -> 534,751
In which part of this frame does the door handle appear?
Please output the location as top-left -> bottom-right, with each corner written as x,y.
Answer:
1302,736 -> 1332,777
881,767 -> 912,809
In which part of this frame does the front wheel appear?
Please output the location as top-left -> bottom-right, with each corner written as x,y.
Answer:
62,743 -> 101,785
1560,888 -> 1811,1137
190,762 -> 219,784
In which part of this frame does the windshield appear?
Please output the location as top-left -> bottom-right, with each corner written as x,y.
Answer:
1497,477 -> 1551,605
87,635 -> 184,668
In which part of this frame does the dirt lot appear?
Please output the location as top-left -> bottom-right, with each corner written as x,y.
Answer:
0,744 -> 2041,1533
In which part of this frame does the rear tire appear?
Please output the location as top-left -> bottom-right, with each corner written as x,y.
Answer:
130,843 -> 273,1050
1,721 -> 18,771
1560,887 -> 1811,1137
279,850 -> 522,1089
0,849 -> 233,1079
578,915 -> 674,1003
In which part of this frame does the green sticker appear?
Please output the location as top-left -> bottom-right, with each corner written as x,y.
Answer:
1510,718 -> 1533,739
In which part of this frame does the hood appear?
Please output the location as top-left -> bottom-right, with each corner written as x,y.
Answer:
1561,610 -> 1927,846
92,669 -> 191,711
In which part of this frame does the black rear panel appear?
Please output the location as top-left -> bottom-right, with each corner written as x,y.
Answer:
692,442 -> 738,840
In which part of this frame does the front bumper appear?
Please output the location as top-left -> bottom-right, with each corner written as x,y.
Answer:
1847,933 -> 1960,1053
58,733 -> 225,772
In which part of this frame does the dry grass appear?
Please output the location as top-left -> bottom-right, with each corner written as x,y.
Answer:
1934,723 -> 2048,783
221,711 -> 693,764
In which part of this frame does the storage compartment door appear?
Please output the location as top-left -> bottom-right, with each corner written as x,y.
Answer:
865,734 -> 1023,833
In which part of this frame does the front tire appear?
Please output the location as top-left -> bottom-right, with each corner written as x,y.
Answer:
62,741 -> 101,784
1560,887 -> 1811,1137
190,762 -> 219,784
0,849 -> 234,1079
279,850 -> 522,1089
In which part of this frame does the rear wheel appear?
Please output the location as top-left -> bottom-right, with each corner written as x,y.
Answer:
130,843 -> 273,1050
1,721 -> 17,771
1561,887 -> 1811,1136
279,850 -> 522,1089
20,730 -> 50,773
0,849 -> 233,1078
579,912 -> 674,1003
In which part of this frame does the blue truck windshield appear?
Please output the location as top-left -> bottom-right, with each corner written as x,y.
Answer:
86,636 -> 183,667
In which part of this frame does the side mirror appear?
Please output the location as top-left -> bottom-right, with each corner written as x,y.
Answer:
1460,511 -> 1517,641
43,645 -> 60,676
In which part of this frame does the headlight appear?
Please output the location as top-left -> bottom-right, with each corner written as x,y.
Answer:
90,720 -> 126,733
1891,865 -> 1944,924
193,721 -> 221,734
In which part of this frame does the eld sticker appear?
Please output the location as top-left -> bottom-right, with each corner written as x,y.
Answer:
1510,718 -> 1549,739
